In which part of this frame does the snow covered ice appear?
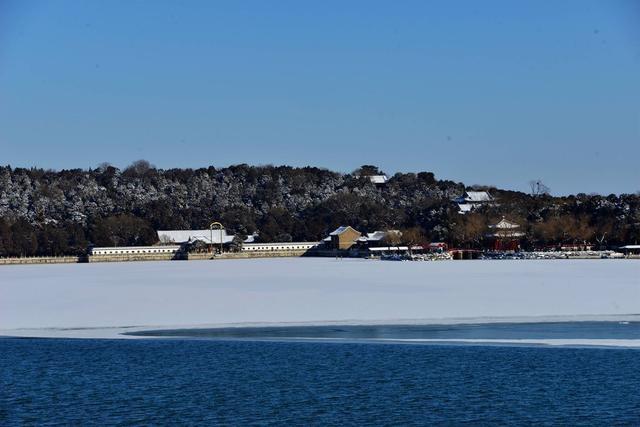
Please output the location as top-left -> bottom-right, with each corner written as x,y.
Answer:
0,258 -> 638,339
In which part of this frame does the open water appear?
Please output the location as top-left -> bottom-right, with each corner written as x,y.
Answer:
2,322 -> 640,425
128,320 -> 640,342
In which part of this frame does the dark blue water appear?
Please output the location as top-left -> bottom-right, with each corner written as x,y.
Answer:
2,338 -> 640,425
128,321 -> 640,341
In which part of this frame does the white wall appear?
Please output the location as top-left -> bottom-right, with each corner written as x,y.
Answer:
241,242 -> 318,252
90,246 -> 181,256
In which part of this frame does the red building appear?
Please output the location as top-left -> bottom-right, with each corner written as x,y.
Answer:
487,218 -> 524,251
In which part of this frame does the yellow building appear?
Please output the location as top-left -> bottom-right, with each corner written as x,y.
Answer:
326,226 -> 362,250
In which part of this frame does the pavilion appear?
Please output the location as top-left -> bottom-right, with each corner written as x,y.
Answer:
487,218 -> 524,251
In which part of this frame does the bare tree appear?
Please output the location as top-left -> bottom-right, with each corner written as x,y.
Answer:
96,162 -> 112,171
123,159 -> 156,177
595,233 -> 607,250
464,214 -> 487,248
383,230 -> 402,246
401,227 -> 426,255
229,233 -> 246,252
352,165 -> 383,176
529,180 -> 550,196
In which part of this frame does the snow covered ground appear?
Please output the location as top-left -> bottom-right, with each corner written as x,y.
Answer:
0,258 -> 638,338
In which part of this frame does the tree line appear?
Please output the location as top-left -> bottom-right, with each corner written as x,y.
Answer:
0,162 -> 638,257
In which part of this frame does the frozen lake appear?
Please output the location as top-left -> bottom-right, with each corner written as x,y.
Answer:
0,258 -> 638,338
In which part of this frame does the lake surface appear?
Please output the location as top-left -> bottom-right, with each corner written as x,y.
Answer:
3,259 -> 639,331
2,259 -> 639,423
2,324 -> 640,425
128,320 -> 640,344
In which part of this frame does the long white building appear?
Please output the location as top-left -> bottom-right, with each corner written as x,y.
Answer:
88,231 -> 319,257
89,246 -> 181,256
242,242 -> 319,252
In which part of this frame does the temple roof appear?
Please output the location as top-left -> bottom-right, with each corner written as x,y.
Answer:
368,175 -> 388,185
366,231 -> 389,241
487,218 -> 524,238
157,229 -> 235,244
489,218 -> 520,230
464,191 -> 493,202
329,226 -> 360,236
454,191 -> 494,205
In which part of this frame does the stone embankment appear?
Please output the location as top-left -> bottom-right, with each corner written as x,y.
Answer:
0,256 -> 82,265
0,249 -> 320,265
189,249 -> 314,260
86,253 -> 187,263
1,250 -> 637,266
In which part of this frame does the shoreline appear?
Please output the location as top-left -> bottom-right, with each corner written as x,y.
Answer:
1,251 -> 638,266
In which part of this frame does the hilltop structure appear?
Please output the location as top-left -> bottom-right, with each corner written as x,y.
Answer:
454,191 -> 494,214
366,175 -> 389,186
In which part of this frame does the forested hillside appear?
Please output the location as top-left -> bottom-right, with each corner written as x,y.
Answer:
0,161 -> 638,256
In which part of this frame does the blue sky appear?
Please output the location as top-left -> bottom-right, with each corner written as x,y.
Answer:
0,0 -> 638,195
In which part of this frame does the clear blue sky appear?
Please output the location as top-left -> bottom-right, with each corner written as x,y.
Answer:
1,0 -> 638,195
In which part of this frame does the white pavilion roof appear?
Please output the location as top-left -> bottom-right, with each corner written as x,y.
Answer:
489,219 -> 520,229
464,191 -> 493,202
366,231 -> 389,241
368,175 -> 388,184
157,229 -> 235,244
